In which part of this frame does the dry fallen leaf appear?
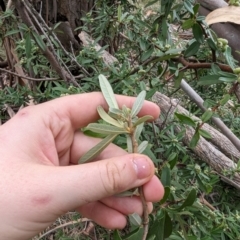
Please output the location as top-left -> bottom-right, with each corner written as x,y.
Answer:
206,6 -> 240,25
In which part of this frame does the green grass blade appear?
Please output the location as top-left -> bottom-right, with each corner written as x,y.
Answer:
79,134 -> 118,163
99,74 -> 119,109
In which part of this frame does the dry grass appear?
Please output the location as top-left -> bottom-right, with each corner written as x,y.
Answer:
32,212 -> 95,240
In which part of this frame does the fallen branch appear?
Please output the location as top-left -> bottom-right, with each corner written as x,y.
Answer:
180,79 -> 240,152
78,31 -> 118,66
153,92 -> 240,190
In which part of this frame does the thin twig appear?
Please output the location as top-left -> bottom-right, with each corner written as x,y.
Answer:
173,56 -> 233,72
0,68 -> 59,81
26,1 -> 90,77
0,68 -> 84,82
37,218 -> 90,240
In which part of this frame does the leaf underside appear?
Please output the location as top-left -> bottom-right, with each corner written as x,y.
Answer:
79,134 -> 118,164
86,123 -> 128,134
131,90 -> 146,117
99,74 -> 119,109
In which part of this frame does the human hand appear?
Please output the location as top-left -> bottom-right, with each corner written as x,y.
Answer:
0,92 -> 164,240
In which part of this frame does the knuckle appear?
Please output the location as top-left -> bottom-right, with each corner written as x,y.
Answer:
16,106 -> 32,118
102,162 -> 124,194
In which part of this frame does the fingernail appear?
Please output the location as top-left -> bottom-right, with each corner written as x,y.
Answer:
132,157 -> 151,179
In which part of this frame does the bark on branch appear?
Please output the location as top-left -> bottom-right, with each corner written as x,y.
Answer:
153,92 -> 240,190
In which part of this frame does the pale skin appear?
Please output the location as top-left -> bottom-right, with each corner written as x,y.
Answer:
0,92 -> 164,240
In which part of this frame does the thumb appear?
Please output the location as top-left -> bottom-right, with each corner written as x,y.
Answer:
50,154 -> 154,211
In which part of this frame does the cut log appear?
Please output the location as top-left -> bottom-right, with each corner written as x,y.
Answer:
180,79 -> 240,154
78,31 -> 118,66
153,92 -> 240,189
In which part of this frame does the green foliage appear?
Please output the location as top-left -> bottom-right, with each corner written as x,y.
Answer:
2,0 -> 240,239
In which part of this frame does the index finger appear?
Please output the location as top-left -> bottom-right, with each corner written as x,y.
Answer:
35,92 -> 160,129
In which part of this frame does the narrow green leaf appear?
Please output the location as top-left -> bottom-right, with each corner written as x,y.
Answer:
219,94 -> 230,106
161,166 -> 171,187
237,160 -> 240,169
196,175 -> 208,193
201,110 -> 213,123
127,134 -> 133,153
53,22 -> 62,30
207,38 -> 217,50
117,4 -> 122,22
32,31 -> 46,51
109,107 -> 123,119
83,129 -> 106,138
184,41 -> 200,57
97,106 -> 123,127
168,154 -> 178,170
137,141 -> 148,153
218,71 -> 237,78
160,187 -> 170,204
131,91 -> 146,117
193,3 -> 200,15
199,129 -> 212,139
4,29 -> 21,37
134,122 -> 144,141
25,33 -> 32,59
113,230 -> 123,240
122,227 -> 144,240
141,47 -> 154,61
128,213 -> 142,226
211,63 -> 221,74
133,115 -> 153,127
18,23 -> 29,31
218,76 -> 236,83
168,152 -> 177,161
192,23 -> 204,43
147,209 -> 165,240
198,75 -> 222,85
86,123 -> 128,134
175,113 -> 196,127
164,211 -> 173,238
145,0 -> 158,8
99,74 -> 119,109
79,134 -> 118,163
184,1 -> 194,14
176,189 -> 197,210
122,105 -> 131,117
224,46 -> 236,69
189,130 -> 200,148
165,48 -> 183,55
174,71 -> 184,88
182,18 -> 195,30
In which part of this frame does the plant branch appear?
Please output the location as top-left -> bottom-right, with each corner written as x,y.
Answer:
129,119 -> 149,240
26,2 -> 90,77
0,68 -> 58,81
173,56 -> 233,72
